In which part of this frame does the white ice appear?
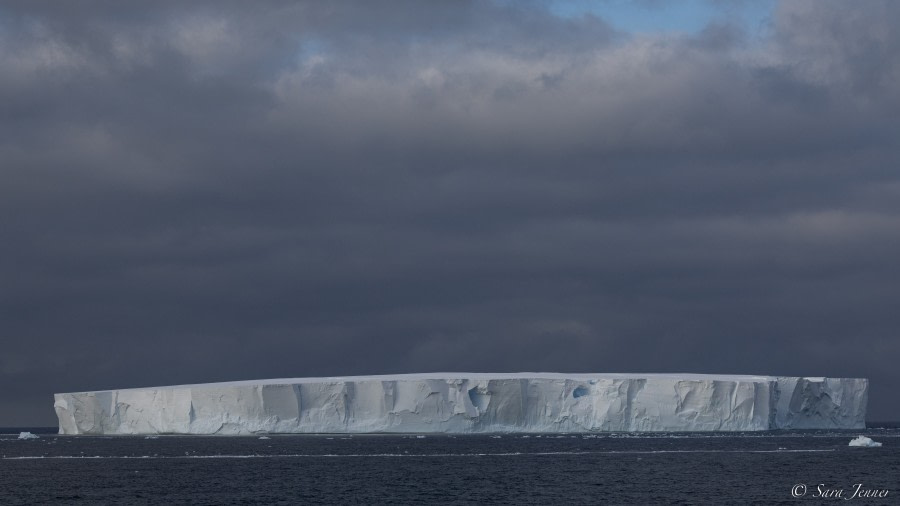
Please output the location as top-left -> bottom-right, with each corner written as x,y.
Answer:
17,432 -> 40,440
848,436 -> 882,447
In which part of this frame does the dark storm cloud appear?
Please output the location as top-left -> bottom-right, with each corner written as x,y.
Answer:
2,0 -> 899,425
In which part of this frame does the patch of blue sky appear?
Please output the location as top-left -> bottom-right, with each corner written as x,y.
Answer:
548,0 -> 776,38
298,37 -> 327,60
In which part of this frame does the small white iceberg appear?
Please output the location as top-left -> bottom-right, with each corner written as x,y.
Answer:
258,436 -> 270,440
848,436 -> 882,447
18,432 -> 40,440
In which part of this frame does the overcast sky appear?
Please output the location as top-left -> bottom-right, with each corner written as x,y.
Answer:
2,0 -> 899,426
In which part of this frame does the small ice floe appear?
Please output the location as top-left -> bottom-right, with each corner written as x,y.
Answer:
18,432 -> 39,440
848,436 -> 882,447
258,436 -> 271,440
144,436 -> 159,440
416,435 -> 426,439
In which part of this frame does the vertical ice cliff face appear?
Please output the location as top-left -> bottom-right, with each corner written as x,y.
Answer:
773,377 -> 868,429
53,373 -> 868,435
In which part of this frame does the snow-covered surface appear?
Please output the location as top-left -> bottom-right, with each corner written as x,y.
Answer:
848,435 -> 882,447
17,431 -> 40,440
53,373 -> 868,435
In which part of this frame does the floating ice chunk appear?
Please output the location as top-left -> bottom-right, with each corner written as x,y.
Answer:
258,436 -> 270,440
18,432 -> 40,440
848,436 -> 882,447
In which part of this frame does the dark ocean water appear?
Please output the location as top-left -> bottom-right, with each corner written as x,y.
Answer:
2,426 -> 898,505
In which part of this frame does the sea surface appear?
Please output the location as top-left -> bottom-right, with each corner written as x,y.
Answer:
2,426 -> 898,505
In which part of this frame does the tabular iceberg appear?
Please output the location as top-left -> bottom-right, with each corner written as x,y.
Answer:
53,373 -> 867,435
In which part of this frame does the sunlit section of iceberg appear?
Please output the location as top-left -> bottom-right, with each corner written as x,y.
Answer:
53,373 -> 868,435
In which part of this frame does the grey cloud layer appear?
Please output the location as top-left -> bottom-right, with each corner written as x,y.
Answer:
1,0 -> 899,424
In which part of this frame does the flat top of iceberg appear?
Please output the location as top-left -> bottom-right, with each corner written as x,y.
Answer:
58,372 -> 828,395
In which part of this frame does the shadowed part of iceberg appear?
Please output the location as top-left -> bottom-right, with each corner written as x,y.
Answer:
53,373 -> 868,435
